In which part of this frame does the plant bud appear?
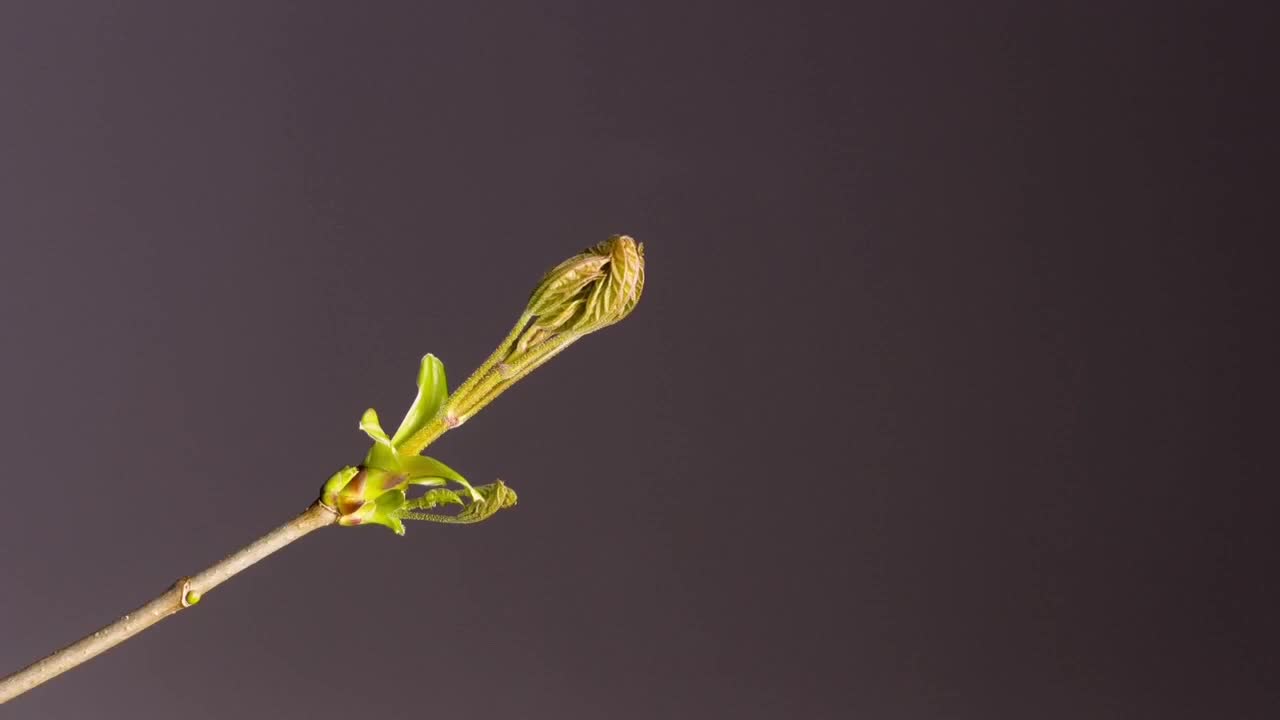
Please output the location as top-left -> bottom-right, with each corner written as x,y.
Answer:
520,235 -> 645,351
434,236 -> 646,427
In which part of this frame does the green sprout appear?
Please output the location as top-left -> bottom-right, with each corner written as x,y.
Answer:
318,356 -> 486,536
0,235 -> 645,705
318,234 -> 645,535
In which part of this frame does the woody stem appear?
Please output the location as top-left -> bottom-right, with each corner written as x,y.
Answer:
0,501 -> 337,704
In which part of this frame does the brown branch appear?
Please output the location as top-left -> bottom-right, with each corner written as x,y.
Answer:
0,501 -> 337,704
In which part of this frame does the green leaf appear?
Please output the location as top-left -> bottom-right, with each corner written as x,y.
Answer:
359,408 -> 399,470
400,454 -> 463,483
398,481 -> 518,524
401,455 -> 482,502
404,475 -> 448,488
366,489 -> 408,535
375,488 -> 407,512
400,488 -> 463,511
391,354 -> 448,448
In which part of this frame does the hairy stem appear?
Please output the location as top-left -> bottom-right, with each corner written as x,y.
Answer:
396,312 -> 535,456
456,332 -> 581,424
0,501 -> 337,704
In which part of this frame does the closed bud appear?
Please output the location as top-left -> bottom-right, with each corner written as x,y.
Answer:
520,235 -> 645,350
440,236 -> 645,425
320,466 -> 410,534
396,235 -> 647,441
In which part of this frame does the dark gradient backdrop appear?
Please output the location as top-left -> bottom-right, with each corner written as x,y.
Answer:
0,2 -> 1272,718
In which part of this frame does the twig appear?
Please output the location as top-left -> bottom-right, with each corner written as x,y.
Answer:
0,502 -> 337,704
0,235 -> 645,705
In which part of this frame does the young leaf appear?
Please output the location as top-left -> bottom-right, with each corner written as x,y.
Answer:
404,476 -> 448,488
400,455 -> 482,502
399,488 -> 464,512
397,481 -> 517,524
391,354 -> 448,447
359,408 -> 399,470
372,488 -> 408,535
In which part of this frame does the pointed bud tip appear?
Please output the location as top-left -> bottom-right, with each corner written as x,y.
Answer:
525,234 -> 645,339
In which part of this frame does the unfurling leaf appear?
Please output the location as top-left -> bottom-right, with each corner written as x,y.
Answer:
359,408 -> 399,471
401,488 -> 464,511
416,235 -> 646,433
391,354 -> 448,447
401,455 -> 481,502
323,361 -> 489,532
327,236 -> 642,535
397,481 -> 517,525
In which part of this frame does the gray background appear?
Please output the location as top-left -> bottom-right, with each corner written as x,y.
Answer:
0,2 -> 1271,718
